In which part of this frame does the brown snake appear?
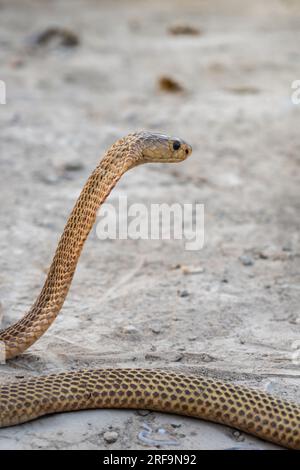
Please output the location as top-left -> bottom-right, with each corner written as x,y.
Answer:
0,131 -> 299,449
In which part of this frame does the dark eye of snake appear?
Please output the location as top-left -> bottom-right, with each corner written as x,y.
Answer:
173,140 -> 181,151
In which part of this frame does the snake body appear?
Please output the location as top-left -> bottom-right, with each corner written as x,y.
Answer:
0,132 -> 299,449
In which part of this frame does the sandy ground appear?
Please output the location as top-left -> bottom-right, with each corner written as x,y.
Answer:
0,0 -> 300,450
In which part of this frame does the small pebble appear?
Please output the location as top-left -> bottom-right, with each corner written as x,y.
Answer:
174,353 -> 183,362
239,255 -> 254,266
137,409 -> 151,416
282,244 -> 292,252
171,423 -> 182,428
178,289 -> 189,297
181,265 -> 204,275
232,430 -> 245,442
103,431 -> 118,443
123,325 -> 139,334
151,325 -> 161,334
258,250 -> 269,260
188,336 -> 197,341
61,161 -> 84,172
158,76 -> 184,93
168,24 -> 201,36
171,264 -> 181,270
30,27 -> 79,48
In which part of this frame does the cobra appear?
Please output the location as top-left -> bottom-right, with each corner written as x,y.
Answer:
0,132 -> 299,449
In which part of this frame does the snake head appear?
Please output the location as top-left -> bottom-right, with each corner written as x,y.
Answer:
132,131 -> 192,164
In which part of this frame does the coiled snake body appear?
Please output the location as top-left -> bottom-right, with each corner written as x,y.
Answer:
0,132 -> 299,449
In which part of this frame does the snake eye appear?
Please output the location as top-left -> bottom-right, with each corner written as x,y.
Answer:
173,140 -> 181,151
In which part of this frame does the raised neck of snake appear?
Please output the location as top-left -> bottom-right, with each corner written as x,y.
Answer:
0,139 -> 138,359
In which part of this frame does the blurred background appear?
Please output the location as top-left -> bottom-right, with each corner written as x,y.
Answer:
0,0 -> 299,450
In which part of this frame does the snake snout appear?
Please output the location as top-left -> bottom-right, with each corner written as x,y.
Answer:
175,140 -> 192,161
183,143 -> 192,158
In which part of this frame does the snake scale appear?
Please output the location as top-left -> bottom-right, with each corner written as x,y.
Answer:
0,132 -> 299,449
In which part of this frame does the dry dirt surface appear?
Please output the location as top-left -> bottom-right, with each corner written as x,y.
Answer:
0,0 -> 300,450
